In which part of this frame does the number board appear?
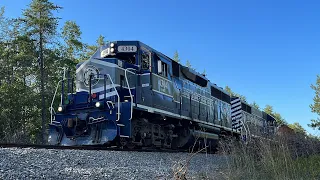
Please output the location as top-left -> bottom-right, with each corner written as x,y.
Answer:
118,46 -> 137,53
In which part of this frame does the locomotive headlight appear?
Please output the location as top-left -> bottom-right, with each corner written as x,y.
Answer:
110,43 -> 115,48
95,102 -> 101,108
95,101 -> 104,109
110,48 -> 115,53
58,106 -> 63,112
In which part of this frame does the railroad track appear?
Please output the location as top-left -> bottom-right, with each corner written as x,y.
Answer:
0,143 -> 194,153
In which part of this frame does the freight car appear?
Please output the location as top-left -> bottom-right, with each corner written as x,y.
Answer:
48,41 -> 277,149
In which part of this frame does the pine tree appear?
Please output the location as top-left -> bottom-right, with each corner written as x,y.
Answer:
272,112 -> 286,125
96,34 -> 107,46
251,101 -> 260,110
81,35 -> 109,61
62,20 -> 83,60
20,0 -> 62,144
225,86 -> 232,95
202,69 -> 207,76
309,75 -> 320,130
264,105 -> 273,115
224,85 -> 246,101
263,105 -> 287,125
173,50 -> 180,63
288,122 -> 306,135
0,6 -> 8,41
186,60 -> 191,68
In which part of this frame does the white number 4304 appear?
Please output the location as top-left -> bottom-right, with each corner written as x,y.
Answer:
118,45 -> 137,52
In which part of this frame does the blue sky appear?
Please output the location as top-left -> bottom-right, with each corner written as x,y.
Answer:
1,0 -> 320,135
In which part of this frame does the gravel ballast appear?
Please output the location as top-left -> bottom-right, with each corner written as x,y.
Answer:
0,148 -> 228,179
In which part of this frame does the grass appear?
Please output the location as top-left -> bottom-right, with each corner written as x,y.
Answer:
172,133 -> 320,180
218,134 -> 320,180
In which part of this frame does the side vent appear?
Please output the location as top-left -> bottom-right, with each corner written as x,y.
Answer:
172,60 -> 180,77
242,103 -> 252,114
211,86 -> 231,104
181,66 -> 207,87
231,97 -> 243,130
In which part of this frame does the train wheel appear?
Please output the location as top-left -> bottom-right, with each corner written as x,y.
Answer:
126,139 -> 136,149
119,137 -> 127,148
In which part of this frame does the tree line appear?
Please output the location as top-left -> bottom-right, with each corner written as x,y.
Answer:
0,0 -> 107,143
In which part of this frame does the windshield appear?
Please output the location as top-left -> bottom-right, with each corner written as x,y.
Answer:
112,53 -> 136,64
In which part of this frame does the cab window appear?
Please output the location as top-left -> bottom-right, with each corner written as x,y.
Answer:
157,60 -> 168,77
156,54 -> 168,77
141,49 -> 151,70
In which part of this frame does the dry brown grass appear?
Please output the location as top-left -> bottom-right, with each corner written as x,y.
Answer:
171,132 -> 320,180
218,134 -> 320,180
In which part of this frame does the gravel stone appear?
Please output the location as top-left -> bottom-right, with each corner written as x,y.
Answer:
0,148 -> 229,179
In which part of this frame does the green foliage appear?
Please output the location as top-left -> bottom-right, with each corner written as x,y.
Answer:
0,7 -> 41,142
81,35 -> 108,61
0,1 -> 112,144
0,6 -> 8,41
173,50 -> 180,63
186,59 -> 191,68
309,75 -> 320,130
263,105 -> 287,125
309,119 -> 320,130
96,34 -> 108,46
21,0 -> 61,42
264,104 -> 273,114
62,20 -> 83,60
288,122 -> 306,135
202,69 -> 207,76
0,6 -> 4,16
0,1 -> 82,144
224,86 -> 232,94
20,0 -> 63,143
224,85 -> 247,101
251,101 -> 260,110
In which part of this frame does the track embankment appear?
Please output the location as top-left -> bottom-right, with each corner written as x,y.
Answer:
0,146 -> 228,179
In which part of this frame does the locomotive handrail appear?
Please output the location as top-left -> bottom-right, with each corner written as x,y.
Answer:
240,120 -> 248,141
239,119 -> 251,142
245,121 -> 252,141
106,74 -> 120,122
125,68 -> 137,121
49,68 -> 68,124
49,79 -> 63,123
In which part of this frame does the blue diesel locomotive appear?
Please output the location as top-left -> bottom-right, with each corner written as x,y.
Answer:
48,41 -> 277,149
